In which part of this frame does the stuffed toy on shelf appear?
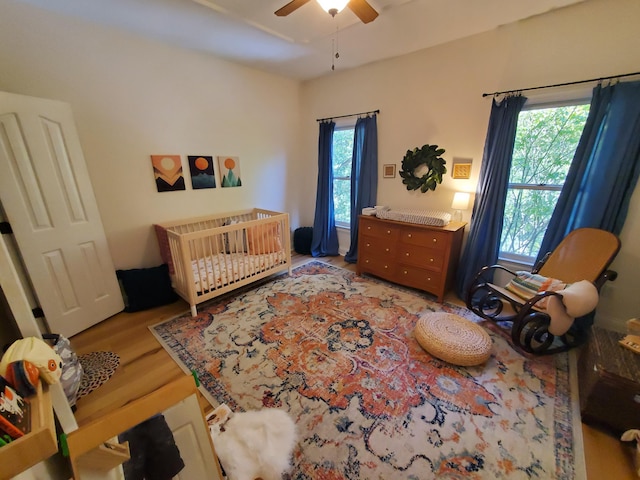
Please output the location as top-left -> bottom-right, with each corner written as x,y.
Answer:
0,337 -> 63,385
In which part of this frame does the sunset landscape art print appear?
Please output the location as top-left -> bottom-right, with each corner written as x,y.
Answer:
188,155 -> 216,189
217,156 -> 242,187
151,155 -> 185,192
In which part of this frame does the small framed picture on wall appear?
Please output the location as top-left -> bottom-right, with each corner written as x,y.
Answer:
383,164 -> 396,179
452,158 -> 473,179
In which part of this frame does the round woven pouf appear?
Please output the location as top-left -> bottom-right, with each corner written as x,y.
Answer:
415,312 -> 492,366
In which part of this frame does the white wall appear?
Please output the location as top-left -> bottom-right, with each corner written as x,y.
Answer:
0,0 -> 301,270
300,0 -> 640,331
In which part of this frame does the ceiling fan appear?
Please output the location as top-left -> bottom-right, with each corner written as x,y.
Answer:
275,0 -> 379,24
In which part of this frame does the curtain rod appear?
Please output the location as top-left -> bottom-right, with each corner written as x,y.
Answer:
316,109 -> 380,122
482,71 -> 640,98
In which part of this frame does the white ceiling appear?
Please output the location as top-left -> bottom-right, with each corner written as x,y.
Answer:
17,0 -> 586,80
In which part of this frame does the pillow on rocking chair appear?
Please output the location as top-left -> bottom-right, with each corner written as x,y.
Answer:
504,271 -> 568,309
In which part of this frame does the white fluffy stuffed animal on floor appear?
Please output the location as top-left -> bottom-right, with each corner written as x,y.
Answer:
208,406 -> 297,480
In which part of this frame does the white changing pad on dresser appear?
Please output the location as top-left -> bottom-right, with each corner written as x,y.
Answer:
376,208 -> 451,227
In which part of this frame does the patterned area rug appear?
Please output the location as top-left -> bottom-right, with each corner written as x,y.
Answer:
150,261 -> 585,479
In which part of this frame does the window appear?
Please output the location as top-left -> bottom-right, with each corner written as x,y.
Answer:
499,103 -> 590,263
332,126 -> 355,227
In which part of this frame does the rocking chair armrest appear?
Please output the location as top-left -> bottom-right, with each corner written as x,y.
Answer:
476,264 -> 518,281
466,264 -> 519,308
594,269 -> 618,289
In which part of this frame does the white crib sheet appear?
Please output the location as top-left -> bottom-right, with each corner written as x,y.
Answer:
192,251 -> 287,294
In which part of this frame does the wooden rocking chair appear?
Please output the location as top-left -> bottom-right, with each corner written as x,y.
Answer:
466,228 -> 620,354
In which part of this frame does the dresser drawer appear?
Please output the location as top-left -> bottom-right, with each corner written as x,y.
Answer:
401,228 -> 448,251
360,235 -> 396,258
398,245 -> 444,271
359,254 -> 396,277
396,265 -> 442,292
360,218 -> 400,241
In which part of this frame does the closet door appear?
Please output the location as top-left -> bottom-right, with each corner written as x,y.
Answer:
0,91 -> 123,337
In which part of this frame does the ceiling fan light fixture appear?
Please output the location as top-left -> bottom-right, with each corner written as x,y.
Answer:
317,0 -> 350,16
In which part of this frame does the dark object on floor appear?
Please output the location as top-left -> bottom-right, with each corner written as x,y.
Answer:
77,351 -> 120,399
119,414 -> 185,480
293,227 -> 313,255
116,264 -> 178,312
578,326 -> 640,435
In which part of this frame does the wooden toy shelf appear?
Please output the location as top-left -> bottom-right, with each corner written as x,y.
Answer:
0,383 -> 57,480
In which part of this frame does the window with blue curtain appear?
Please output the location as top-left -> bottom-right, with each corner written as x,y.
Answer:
458,79 -> 640,302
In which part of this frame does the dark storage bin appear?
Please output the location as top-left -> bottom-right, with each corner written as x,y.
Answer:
293,227 -> 313,255
578,326 -> 640,435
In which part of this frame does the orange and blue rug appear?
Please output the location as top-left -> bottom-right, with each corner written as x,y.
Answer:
151,261 -> 585,479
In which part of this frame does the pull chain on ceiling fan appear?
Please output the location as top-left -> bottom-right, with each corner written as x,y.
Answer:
331,15 -> 340,70
275,0 -> 379,24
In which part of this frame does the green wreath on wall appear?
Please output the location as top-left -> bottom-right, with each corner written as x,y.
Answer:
399,144 -> 447,193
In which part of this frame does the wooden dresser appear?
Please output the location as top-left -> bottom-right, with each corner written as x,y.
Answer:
356,215 -> 465,302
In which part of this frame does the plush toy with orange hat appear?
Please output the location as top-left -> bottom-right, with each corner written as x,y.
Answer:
0,337 -> 62,385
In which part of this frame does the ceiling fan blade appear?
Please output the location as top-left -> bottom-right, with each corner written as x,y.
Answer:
347,0 -> 379,23
275,0 -> 313,16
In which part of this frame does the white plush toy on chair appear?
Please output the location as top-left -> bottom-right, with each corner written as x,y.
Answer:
545,280 -> 599,336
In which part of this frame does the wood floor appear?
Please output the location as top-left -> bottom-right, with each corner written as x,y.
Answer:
70,254 -> 637,479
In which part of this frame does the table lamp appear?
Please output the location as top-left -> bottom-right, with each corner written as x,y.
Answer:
451,192 -> 470,222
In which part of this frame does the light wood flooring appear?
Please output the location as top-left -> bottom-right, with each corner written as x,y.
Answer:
70,254 -> 637,479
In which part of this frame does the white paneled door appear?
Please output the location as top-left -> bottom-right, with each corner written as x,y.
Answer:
0,91 -> 123,337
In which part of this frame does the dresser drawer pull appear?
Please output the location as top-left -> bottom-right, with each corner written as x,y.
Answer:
405,252 -> 410,257
366,243 -> 370,247
430,258 -> 434,262
365,260 -> 369,264
407,233 -> 412,238
403,270 -> 408,275
367,226 -> 371,230
432,238 -> 437,243
385,248 -> 390,252
384,265 -> 389,269
386,230 -> 391,234
427,277 -> 431,281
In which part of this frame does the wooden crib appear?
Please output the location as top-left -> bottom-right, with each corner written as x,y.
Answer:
154,209 -> 292,316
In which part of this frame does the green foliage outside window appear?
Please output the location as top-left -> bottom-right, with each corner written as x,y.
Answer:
332,128 -> 354,226
500,104 -> 590,259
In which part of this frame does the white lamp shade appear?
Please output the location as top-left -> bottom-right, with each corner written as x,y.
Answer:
451,192 -> 470,210
317,0 -> 350,13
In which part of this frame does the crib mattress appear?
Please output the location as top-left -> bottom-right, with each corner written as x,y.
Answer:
376,208 -> 451,227
191,251 -> 287,294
